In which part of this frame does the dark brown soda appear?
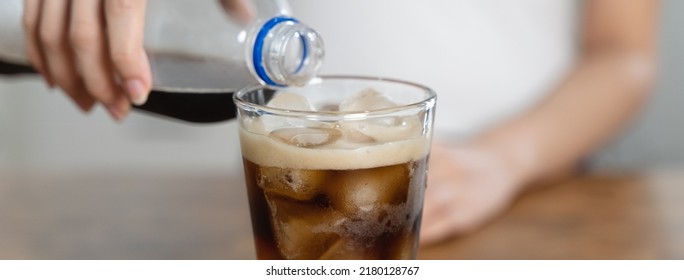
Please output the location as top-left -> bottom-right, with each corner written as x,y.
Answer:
0,61 -> 238,123
241,157 -> 428,260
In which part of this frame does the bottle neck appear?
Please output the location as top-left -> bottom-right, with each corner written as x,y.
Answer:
252,16 -> 324,87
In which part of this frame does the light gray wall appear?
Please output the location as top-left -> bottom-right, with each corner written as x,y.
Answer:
0,0 -> 682,172
0,78 -> 243,173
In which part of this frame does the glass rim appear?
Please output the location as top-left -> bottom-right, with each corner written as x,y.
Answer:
233,75 -> 437,120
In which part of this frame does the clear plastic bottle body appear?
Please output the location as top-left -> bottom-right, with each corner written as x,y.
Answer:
146,0 -> 323,92
0,0 -> 323,122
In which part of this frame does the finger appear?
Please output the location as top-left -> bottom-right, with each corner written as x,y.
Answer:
421,180 -> 459,226
219,0 -> 254,24
23,0 -> 52,86
419,180 -> 475,245
39,0 -> 96,112
70,0 -> 126,116
420,201 -> 443,231
419,213 -> 461,246
423,203 -> 484,243
65,87 -> 96,112
104,0 -> 151,106
105,93 -> 132,122
419,195 -> 453,244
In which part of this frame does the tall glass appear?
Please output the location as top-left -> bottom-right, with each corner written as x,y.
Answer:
234,76 -> 436,259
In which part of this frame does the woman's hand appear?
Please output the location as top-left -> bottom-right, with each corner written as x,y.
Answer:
21,0 -> 252,121
23,0 -> 151,121
419,142 -> 526,245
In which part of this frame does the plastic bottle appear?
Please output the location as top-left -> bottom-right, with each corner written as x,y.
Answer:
0,0 -> 324,122
146,0 -> 324,92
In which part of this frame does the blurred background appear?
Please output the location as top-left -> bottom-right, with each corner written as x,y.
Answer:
0,0 -> 682,259
1,1 -> 683,173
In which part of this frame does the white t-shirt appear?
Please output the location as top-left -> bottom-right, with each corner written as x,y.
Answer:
0,0 -> 578,138
290,0 -> 578,138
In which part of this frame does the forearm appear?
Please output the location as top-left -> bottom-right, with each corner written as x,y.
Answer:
476,51 -> 656,188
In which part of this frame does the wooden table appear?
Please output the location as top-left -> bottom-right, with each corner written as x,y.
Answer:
0,169 -> 683,259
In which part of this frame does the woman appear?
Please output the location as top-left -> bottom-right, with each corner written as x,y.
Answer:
20,0 -> 659,245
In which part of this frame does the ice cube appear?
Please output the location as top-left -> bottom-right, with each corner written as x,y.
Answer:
325,164 -> 410,216
253,115 -> 289,134
265,194 -> 344,259
337,122 -> 376,144
318,238 -> 379,260
270,127 -> 342,148
317,103 -> 339,111
334,86 -> 422,143
339,88 -> 397,112
351,115 -> 422,143
241,116 -> 269,135
258,166 -> 330,201
267,92 -> 314,111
